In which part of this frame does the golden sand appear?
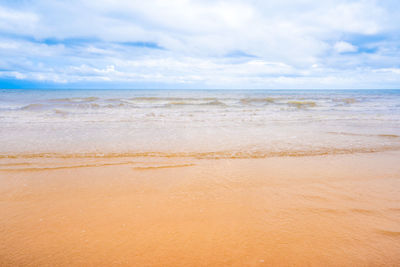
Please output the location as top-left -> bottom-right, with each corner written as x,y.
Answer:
1,152 -> 400,266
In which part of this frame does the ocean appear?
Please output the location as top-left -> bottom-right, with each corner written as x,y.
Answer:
1,89 -> 399,159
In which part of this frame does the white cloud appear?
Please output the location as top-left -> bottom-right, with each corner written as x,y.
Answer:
0,6 -> 38,34
0,0 -> 399,88
373,68 -> 400,74
334,41 -> 358,53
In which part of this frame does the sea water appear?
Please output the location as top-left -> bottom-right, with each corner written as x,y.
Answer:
0,89 -> 399,158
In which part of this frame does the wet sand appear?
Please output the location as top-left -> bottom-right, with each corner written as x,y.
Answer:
1,152 -> 400,266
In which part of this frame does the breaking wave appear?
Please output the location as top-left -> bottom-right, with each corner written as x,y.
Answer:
240,97 -> 276,104
20,104 -> 46,110
12,95 -> 374,112
287,101 -> 317,108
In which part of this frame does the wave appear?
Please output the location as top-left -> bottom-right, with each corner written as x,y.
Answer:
20,103 -> 46,110
133,163 -> 195,170
0,161 -> 137,171
129,97 -> 220,102
53,109 -> 69,116
328,132 -> 400,139
240,97 -> 276,104
287,101 -> 316,108
333,98 -> 358,104
203,100 -> 227,106
166,100 -> 226,107
13,96 -> 376,112
1,145 -> 399,160
49,97 -> 99,103
0,162 -> 32,166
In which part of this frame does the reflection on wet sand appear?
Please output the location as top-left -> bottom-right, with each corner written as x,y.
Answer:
1,152 -> 400,266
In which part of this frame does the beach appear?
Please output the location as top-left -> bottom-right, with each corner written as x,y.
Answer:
1,153 -> 400,266
1,89 -> 400,266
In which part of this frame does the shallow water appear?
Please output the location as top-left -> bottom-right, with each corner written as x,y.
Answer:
1,89 -> 400,159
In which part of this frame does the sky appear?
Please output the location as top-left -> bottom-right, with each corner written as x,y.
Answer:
0,0 -> 399,89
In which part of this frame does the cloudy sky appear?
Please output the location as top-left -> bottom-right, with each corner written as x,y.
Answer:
0,0 -> 399,89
